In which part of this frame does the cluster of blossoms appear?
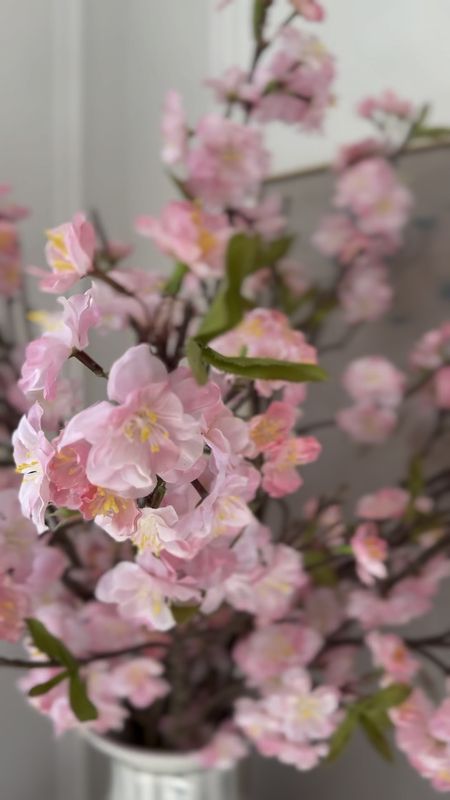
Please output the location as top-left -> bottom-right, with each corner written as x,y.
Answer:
2,0 -> 450,793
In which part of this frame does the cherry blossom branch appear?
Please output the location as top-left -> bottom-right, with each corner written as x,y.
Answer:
382,530 -> 450,593
71,349 -> 108,379
0,640 -> 169,671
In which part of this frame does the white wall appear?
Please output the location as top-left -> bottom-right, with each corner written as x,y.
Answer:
213,0 -> 450,174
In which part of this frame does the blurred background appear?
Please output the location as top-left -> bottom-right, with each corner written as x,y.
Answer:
1,0 -> 449,797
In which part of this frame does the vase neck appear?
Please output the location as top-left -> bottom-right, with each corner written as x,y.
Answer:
107,759 -> 241,800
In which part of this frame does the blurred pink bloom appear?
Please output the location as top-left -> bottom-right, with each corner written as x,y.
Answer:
291,0 -> 325,20
248,401 -> 297,456
161,90 -> 188,167
338,259 -> 393,323
234,623 -> 322,685
187,115 -> 270,206
343,356 -> 405,408
410,322 -> 450,370
197,726 -> 248,770
351,522 -> 387,585
0,575 -> 28,642
358,90 -> 415,121
434,366 -> 450,409
336,401 -> 397,444
367,631 -> 419,682
110,658 -> 169,709
357,487 -> 409,520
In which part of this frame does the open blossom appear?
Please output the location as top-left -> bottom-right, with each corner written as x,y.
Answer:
197,726 -> 248,770
254,28 -> 334,130
356,487 -> 409,520
366,632 -> 419,682
234,623 -> 322,686
212,309 -> 317,397
109,658 -> 169,709
248,402 -> 297,457
60,344 -> 203,497
13,403 -> 54,532
343,357 -> 405,408
19,292 -> 100,401
338,259 -> 393,323
262,436 -> 321,498
312,213 -> 367,263
358,90 -> 414,121
29,213 -> 95,293
136,201 -> 229,278
410,322 -> 450,370
334,157 -> 413,237
186,115 -> 270,207
351,522 -> 387,585
161,90 -> 188,167
96,560 -> 200,631
337,401 -> 397,444
235,669 -> 339,771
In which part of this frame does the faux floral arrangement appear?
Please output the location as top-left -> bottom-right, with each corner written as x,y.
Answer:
2,0 -> 450,792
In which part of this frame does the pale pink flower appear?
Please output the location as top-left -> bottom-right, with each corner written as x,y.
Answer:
367,631 -> 419,682
343,356 -> 405,408
187,115 -> 270,207
206,67 -> 256,106
131,506 -> 186,557
197,726 -> 248,770
161,90 -> 188,167
334,157 -> 412,237
291,0 -> 325,21
60,344 -> 203,497
254,28 -> 334,130
19,291 -> 99,401
262,436 -> 321,498
312,213 -> 366,262
351,522 -> 387,585
248,401 -> 297,457
212,309 -> 317,397
429,698 -> 450,745
96,560 -> 200,631
357,487 -> 409,520
29,212 -> 95,293
136,201 -> 229,278
90,268 -> 163,331
338,259 -> 393,323
333,137 -> 382,172
235,194 -> 286,239
336,402 -> 397,444
0,488 -> 37,579
358,90 -> 414,121
13,403 -> 54,532
110,658 -> 169,709
234,623 -> 322,685
410,322 -> 450,370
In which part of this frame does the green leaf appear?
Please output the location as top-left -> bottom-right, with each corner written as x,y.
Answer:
303,549 -> 337,587
28,671 -> 70,697
69,673 -> 98,723
412,126 -> 450,140
199,345 -> 327,383
25,618 -> 78,672
327,709 -> 359,762
171,604 -> 199,625
186,338 -> 208,385
164,262 -> 188,296
258,235 -> 294,266
359,711 -> 393,762
361,683 -> 411,714
253,0 -> 270,42
407,456 -> 424,500
196,233 -> 259,343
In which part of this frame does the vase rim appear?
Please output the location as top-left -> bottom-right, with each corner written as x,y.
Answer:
82,730 -> 213,774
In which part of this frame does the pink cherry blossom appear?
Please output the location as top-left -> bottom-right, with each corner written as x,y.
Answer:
410,322 -> 450,370
248,401 -> 297,456
60,344 -> 203,497
336,402 -> 397,444
29,213 -> 95,293
12,403 -> 54,532
434,366 -> 450,409
110,658 -> 169,709
351,522 -> 387,585
357,487 -> 409,520
234,623 -> 322,685
161,90 -> 188,167
0,488 -> 37,579
186,115 -> 270,207
343,356 -> 405,408
262,436 -> 321,498
136,201 -> 229,278
358,90 -> 414,121
366,631 -> 419,682
333,137 -> 383,172
338,259 -> 393,323
19,291 -> 99,401
197,726 -> 248,770
291,0 -> 325,21
96,560 -> 200,631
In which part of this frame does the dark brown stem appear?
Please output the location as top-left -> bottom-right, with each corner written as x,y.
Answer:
382,530 -> 450,593
71,349 -> 108,379
0,640 -> 168,671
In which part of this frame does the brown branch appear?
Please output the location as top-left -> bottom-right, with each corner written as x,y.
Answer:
71,349 -> 108,379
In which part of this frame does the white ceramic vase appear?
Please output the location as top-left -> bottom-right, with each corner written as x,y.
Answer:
85,732 -> 243,800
